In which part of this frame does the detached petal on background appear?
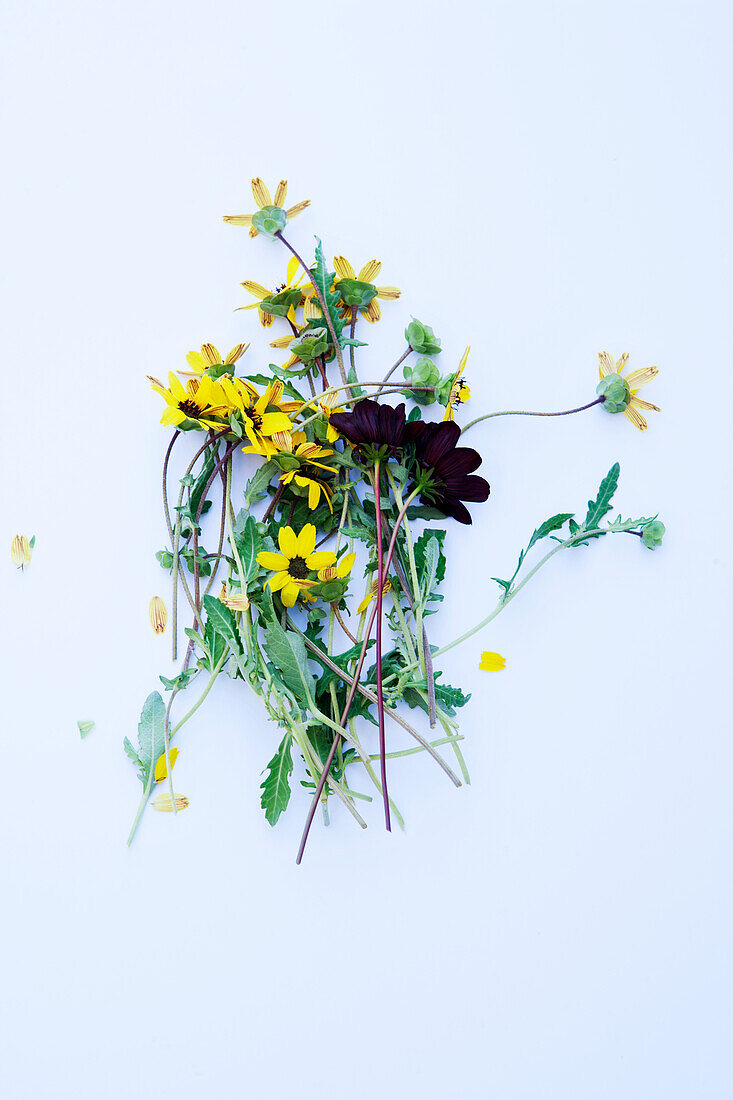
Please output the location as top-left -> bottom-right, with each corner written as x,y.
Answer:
479,651 -> 506,671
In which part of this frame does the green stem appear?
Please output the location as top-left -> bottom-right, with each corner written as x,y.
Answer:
461,396 -> 605,435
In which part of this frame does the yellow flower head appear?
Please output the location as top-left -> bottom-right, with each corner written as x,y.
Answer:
443,347 -> 472,422
239,256 -> 315,328
274,434 -> 338,513
357,577 -> 393,615
317,388 -> 346,443
220,376 -> 295,456
183,342 -> 248,378
598,351 -> 660,431
333,255 -> 401,323
223,178 -> 310,239
148,372 -> 227,432
256,524 -> 338,608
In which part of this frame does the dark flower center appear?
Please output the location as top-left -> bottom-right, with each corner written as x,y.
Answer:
244,407 -> 263,431
179,399 -> 202,417
288,555 -> 309,579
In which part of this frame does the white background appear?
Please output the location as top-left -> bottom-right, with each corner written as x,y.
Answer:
1,1 -> 731,1097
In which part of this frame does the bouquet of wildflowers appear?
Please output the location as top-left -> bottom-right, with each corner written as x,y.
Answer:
127,176 -> 664,861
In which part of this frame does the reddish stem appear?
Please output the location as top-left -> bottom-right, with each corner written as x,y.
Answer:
374,461 -> 391,830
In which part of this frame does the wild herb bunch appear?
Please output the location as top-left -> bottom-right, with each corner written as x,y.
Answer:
127,177 -> 664,861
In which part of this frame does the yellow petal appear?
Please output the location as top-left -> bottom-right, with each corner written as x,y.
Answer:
260,411 -> 293,435
631,396 -> 660,412
303,297 -> 321,322
598,351 -> 615,378
278,526 -> 299,558
337,551 -> 356,577
615,352 -> 630,373
357,592 -> 373,615
223,214 -> 253,226
160,406 -> 186,427
307,479 -> 320,510
624,404 -> 648,431
259,308 -> 274,328
333,255 -> 356,280
152,793 -> 189,811
281,581 -> 299,607
154,748 -> 179,782
286,255 -> 300,285
364,299 -> 381,323
186,350 -> 207,372
225,343 -> 248,364
306,550 -> 337,570
269,334 -> 296,349
201,343 -> 221,366
273,179 -> 288,207
240,280 -> 271,301
358,259 -> 382,282
624,365 -> 659,390
268,570 -> 291,593
251,177 -> 272,208
285,199 -> 310,219
296,523 -> 317,558
376,286 -> 401,300
479,651 -> 506,671
258,550 -> 290,571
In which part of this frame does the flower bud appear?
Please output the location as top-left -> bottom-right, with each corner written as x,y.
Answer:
405,318 -> 442,356
597,372 -> 631,413
10,534 -> 31,569
290,327 -> 330,363
152,793 -> 189,812
149,596 -> 167,634
251,204 -> 287,238
641,519 -> 665,549
404,357 -> 439,405
336,278 -> 378,309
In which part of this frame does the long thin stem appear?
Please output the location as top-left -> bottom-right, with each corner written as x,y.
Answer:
373,460 -> 390,830
276,231 -> 347,386
461,396 -> 605,434
375,345 -> 412,393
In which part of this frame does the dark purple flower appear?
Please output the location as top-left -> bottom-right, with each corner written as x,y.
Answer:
406,420 -> 490,525
330,398 -> 407,458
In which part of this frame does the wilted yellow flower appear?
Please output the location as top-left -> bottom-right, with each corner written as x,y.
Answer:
333,256 -> 401,323
149,596 -> 167,634
152,793 -> 189,812
598,351 -> 660,431
154,748 -> 179,782
317,552 -> 356,583
223,178 -> 310,238
10,534 -> 31,569
183,342 -> 248,377
357,577 -> 392,615
479,651 -> 506,671
219,584 -> 251,613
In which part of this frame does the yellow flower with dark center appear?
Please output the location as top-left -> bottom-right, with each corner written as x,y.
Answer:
598,352 -> 660,431
257,524 -> 337,607
223,178 -> 310,239
262,431 -> 338,512
183,342 -> 248,377
357,577 -> 392,614
333,256 -> 401,323
148,372 -> 227,431
443,347 -> 472,422
219,376 -> 296,455
239,256 -> 314,328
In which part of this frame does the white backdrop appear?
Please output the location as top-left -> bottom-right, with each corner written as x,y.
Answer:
2,1 -> 731,1097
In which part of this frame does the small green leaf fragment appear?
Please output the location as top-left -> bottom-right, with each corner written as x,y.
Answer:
77,719 -> 95,739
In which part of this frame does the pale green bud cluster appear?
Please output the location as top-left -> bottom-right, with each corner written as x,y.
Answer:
251,205 -> 287,238
403,357 -> 440,405
405,318 -> 441,356
597,372 -> 631,413
641,519 -> 665,549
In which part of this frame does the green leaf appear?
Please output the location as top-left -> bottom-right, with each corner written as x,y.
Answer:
311,238 -> 344,343
233,511 -> 263,584
159,668 -> 200,692
244,460 -> 279,509
77,719 -> 94,739
126,691 -> 166,787
202,593 -> 242,654
262,619 -> 316,705
123,737 -> 142,769
414,528 -> 447,590
584,463 -> 620,531
260,733 -> 294,826
29,535 -> 36,549
527,513 -> 575,551
189,447 -> 217,521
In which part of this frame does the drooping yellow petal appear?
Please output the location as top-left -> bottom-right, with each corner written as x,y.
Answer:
337,551 -> 356,577
241,280 -> 271,302
260,411 -> 293,436
223,214 -> 253,226
624,404 -> 649,431
376,285 -> 401,300
624,365 -> 659,390
358,259 -> 382,282
333,255 -> 356,280
225,343 -> 247,364
257,550 -> 290,572
186,350 -> 207,373
251,177 -> 272,208
201,343 -> 221,366
306,550 -> 337,570
296,523 -> 317,558
631,396 -> 661,412
270,334 -> 296,349
363,299 -> 381,323
357,592 -> 373,614
479,651 -> 506,671
280,581 -> 300,607
160,406 -> 186,427
307,479 -> 320,510
615,352 -> 630,373
285,199 -> 310,220
286,255 -> 300,285
259,308 -> 274,328
152,793 -> 189,811
278,526 -> 299,558
273,179 -> 288,207
268,570 -> 291,593
303,297 -> 321,322
154,748 -> 179,782
598,351 -> 616,378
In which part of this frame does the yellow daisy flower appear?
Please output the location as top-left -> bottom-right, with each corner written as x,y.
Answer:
333,256 -> 401,323
239,256 -> 314,328
318,388 -> 346,442
357,577 -> 393,615
256,524 -> 337,608
219,377 -> 295,455
443,347 -> 472,422
256,430 -> 337,512
148,372 -> 227,431
223,178 -> 310,239
598,351 -> 660,431
183,342 -> 248,377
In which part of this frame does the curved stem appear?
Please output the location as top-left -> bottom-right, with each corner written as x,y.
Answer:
376,345 -> 412,393
276,231 -> 347,386
461,396 -> 605,434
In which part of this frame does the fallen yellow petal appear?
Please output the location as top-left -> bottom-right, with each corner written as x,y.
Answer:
10,534 -> 31,568
154,747 -> 179,782
479,651 -> 506,671
149,596 -> 167,634
152,792 -> 189,812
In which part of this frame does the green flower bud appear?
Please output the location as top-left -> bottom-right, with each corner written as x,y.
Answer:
336,278 -> 378,309
309,578 -> 349,602
405,318 -> 442,356
597,372 -> 631,413
251,205 -> 287,238
290,327 -> 330,363
641,519 -> 665,549
403,357 -> 439,405
260,287 -> 302,318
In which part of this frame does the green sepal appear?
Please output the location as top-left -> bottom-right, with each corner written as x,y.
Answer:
251,205 -> 287,238
335,278 -> 377,308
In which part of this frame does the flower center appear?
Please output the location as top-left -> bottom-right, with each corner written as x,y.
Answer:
288,555 -> 309,579
244,407 -> 263,431
179,398 -> 202,417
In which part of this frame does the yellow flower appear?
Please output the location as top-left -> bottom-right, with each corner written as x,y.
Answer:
256,524 -> 337,608
333,256 -> 401,323
317,552 -> 356,583
598,351 -> 660,431
183,342 -> 248,377
479,651 -> 506,671
223,178 -> 310,238
154,748 -> 179,782
10,534 -> 31,569
357,577 -> 392,615
239,256 -> 314,328
317,389 -> 346,442
148,372 -> 227,431
265,432 -> 338,512
149,596 -> 167,634
219,376 -> 295,455
443,347 -> 472,422
152,793 -> 189,812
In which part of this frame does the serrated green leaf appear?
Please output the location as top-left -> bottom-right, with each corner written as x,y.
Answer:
202,594 -> 242,654
584,463 -> 620,531
127,691 -> 166,787
312,238 -> 344,344
262,620 -> 316,705
233,510 -> 263,584
527,513 -> 574,551
244,460 -> 279,509
260,733 -> 294,826
123,737 -> 142,768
